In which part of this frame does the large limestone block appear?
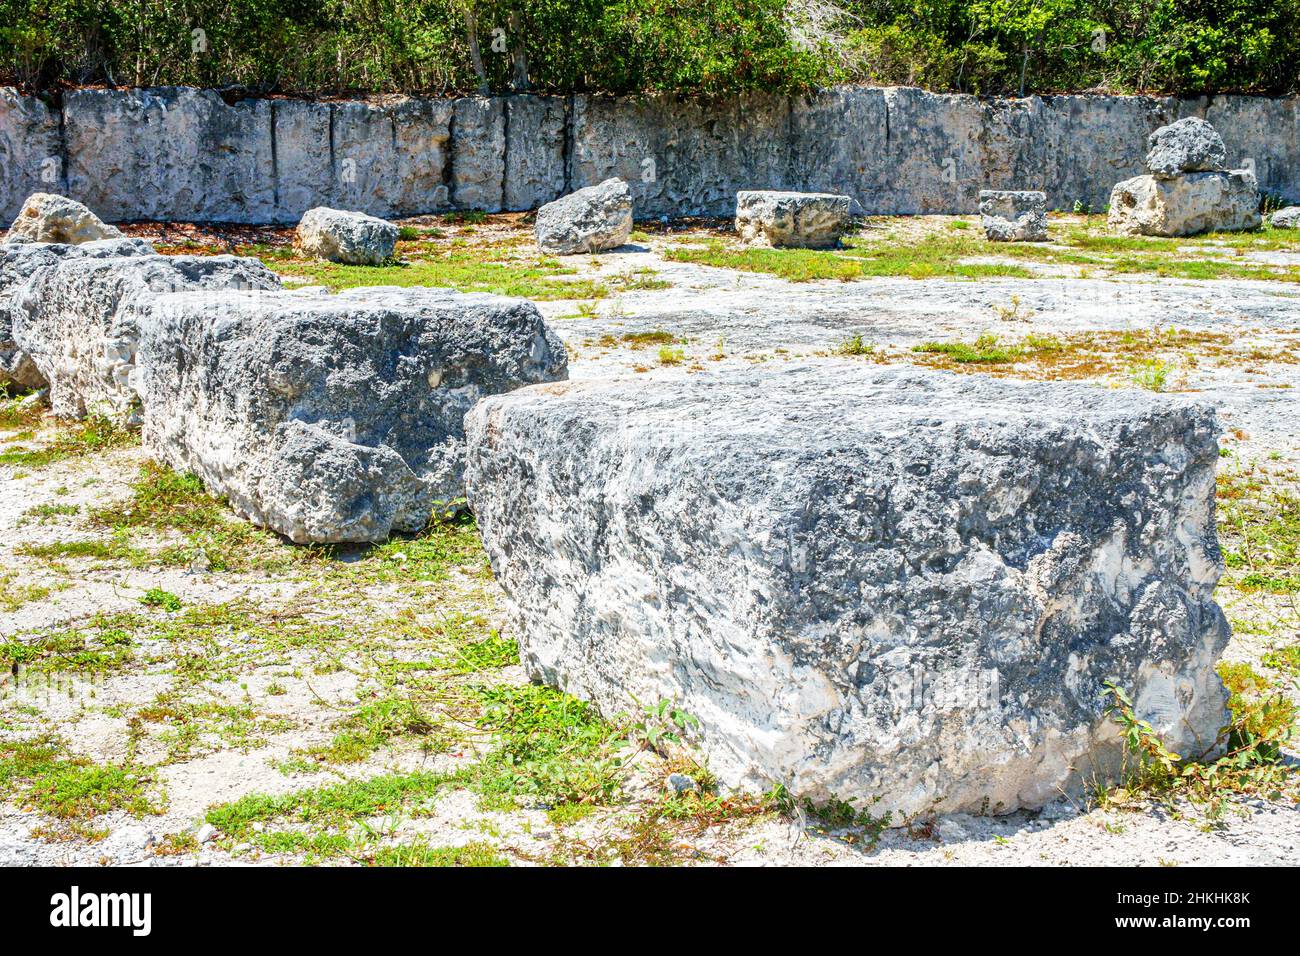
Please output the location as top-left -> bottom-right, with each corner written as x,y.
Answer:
465,365 -> 1230,818
0,89 -> 65,222
12,250 -> 279,418
0,237 -> 155,390
294,207 -> 398,265
131,287 -> 568,544
979,189 -> 1048,241
8,192 -> 122,244
1271,206 -> 1300,228
1108,170 -> 1261,236
1145,117 -> 1227,177
535,179 -> 633,255
63,87 -> 275,223
735,190 -> 851,249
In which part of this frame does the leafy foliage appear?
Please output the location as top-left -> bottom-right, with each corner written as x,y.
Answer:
1,0 -> 1296,95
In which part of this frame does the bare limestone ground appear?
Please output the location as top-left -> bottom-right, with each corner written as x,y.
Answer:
0,213 -> 1297,866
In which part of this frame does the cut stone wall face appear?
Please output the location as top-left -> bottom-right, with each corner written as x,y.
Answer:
465,365 -> 1230,818
3,86 -> 1297,222
130,286 -> 569,544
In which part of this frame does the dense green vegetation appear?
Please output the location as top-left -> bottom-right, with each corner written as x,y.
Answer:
1,1 -> 1296,97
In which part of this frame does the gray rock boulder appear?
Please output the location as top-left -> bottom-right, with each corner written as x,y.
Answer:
1270,206 -> 1300,229
735,190 -> 851,249
534,179 -> 633,255
131,286 -> 568,544
1145,118 -> 1227,178
978,190 -> 1048,242
465,365 -> 1230,818
7,193 -> 123,245
12,250 -> 279,418
1108,170 -> 1261,237
294,207 -> 399,265
0,237 -> 155,390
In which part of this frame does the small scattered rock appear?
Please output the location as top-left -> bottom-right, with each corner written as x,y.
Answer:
1144,117 -> 1227,178
294,207 -> 399,265
667,773 -> 699,794
979,190 -> 1048,242
534,178 -> 633,255
196,824 -> 218,843
7,192 -> 123,244
1270,206 -> 1300,229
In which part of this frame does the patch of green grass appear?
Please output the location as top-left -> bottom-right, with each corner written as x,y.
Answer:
1217,469 -> 1299,594
322,516 -> 487,584
0,737 -> 162,821
365,839 -> 509,867
834,334 -> 874,356
469,684 -> 625,809
206,771 -> 452,838
23,503 -> 79,520
0,415 -> 137,468
15,534 -> 148,564
140,587 -> 183,611
0,572 -> 49,612
0,611 -> 139,674
913,333 -> 1015,363
657,345 -> 686,365
0,391 -> 44,431
304,696 -> 442,765
260,247 -> 609,300
1128,358 -> 1173,392
1263,645 -> 1300,674
440,631 -> 519,674
91,462 -> 225,532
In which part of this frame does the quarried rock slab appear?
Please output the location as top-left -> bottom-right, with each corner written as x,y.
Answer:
735,190 -> 851,249
978,189 -> 1048,241
1108,170 -> 1261,236
12,249 -> 279,418
535,178 -> 633,255
465,365 -> 1230,818
131,286 -> 568,544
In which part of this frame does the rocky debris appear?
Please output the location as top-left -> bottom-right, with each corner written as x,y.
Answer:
1109,119 -> 1260,237
734,190 -> 851,249
130,286 -> 568,544
12,248 -> 279,418
1108,170 -> 1261,237
978,190 -> 1048,242
293,207 -> 399,265
0,237 -> 156,390
7,193 -> 123,244
465,364 -> 1230,819
534,179 -> 633,255
1144,118 -> 1228,178
1271,206 -> 1300,229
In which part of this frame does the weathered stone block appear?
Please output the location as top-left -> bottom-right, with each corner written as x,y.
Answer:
131,286 -> 568,543
294,207 -> 398,265
64,87 -> 275,223
535,179 -> 632,255
1145,117 -> 1227,177
0,237 -> 155,389
1108,170 -> 1261,236
979,189 -> 1048,241
735,190 -> 850,248
1271,206 -> 1300,228
12,249 -> 279,418
465,365 -> 1230,818
8,192 -> 122,244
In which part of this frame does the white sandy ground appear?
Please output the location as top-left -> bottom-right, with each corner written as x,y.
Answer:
1,216 -> 1298,866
